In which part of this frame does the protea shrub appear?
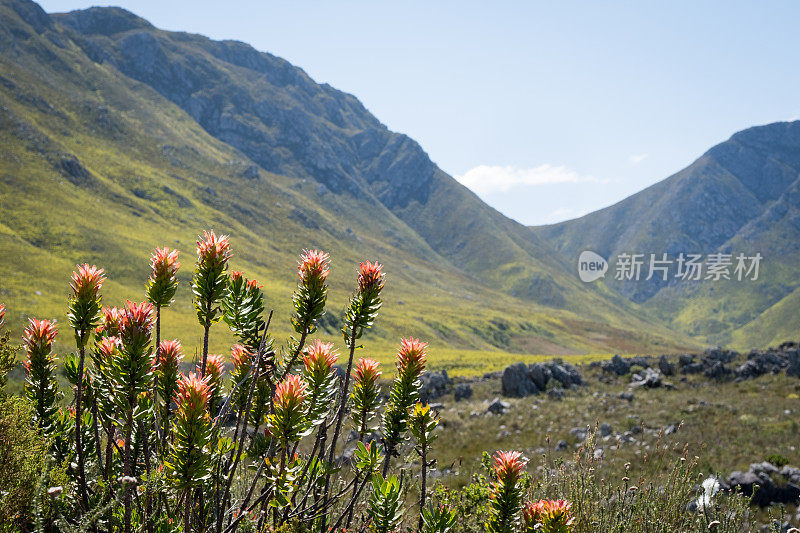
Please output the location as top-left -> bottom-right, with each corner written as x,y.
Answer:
192,230 -> 231,375
487,450 -> 528,533
22,318 -> 60,430
5,228 -> 611,533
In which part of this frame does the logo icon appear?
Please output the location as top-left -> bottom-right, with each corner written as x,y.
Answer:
578,250 -> 608,282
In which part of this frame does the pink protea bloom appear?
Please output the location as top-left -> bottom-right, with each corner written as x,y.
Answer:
357,261 -> 385,293
0,304 -> 5,329
119,300 -> 155,347
493,450 -> 526,483
230,344 -> 251,370
297,249 -> 330,285
396,337 -> 427,376
196,230 -> 232,267
201,353 -> 225,383
230,270 -> 243,282
23,318 -> 58,355
156,339 -> 183,369
97,337 -> 120,359
542,499 -> 574,527
176,372 -> 211,413
273,374 -> 307,412
97,306 -> 123,336
353,357 -> 381,386
150,247 -> 180,280
522,500 -> 547,528
246,278 -> 262,290
70,264 -> 106,301
303,339 -> 338,376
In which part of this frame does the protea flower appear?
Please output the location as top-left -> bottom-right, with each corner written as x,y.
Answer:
267,374 -> 310,446
119,300 -> 155,354
156,340 -> 183,442
23,318 -> 60,430
199,353 -> 225,415
301,340 -> 338,426
222,270 -> 265,351
146,247 -> 180,307
523,500 -> 574,533
522,500 -> 546,532
168,372 -> 213,499
68,264 -> 105,345
351,358 -> 382,436
486,451 -> 527,533
343,261 -> 385,349
357,261 -> 385,294
290,249 -> 330,336
382,338 -> 428,474
96,306 -> 123,337
192,230 -> 232,376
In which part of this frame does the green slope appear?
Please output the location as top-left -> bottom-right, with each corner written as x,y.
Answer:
0,0 -> 692,372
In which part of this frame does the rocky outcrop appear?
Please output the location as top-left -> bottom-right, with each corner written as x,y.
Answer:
725,462 -> 800,506
501,361 -> 582,397
419,370 -> 452,402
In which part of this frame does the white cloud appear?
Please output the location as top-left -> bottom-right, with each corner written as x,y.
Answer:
628,153 -> 648,164
454,164 -> 605,195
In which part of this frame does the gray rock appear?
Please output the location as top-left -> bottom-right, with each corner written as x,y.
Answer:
570,427 -> 588,442
502,363 -> 538,397
787,349 -> 800,378
487,398 -> 510,415
599,423 -> 613,437
602,354 -> 631,376
547,388 -> 565,400
704,361 -> 732,380
658,355 -> 675,376
419,370 -> 452,402
555,440 -> 568,451
630,368 -> 663,388
454,383 -> 473,401
619,392 -> 635,401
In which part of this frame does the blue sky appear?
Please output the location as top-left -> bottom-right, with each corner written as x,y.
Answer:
39,1 -> 800,225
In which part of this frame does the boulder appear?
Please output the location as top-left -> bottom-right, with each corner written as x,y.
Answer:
599,423 -> 613,437
602,354 -> 630,376
454,383 -> 473,401
658,355 -> 675,376
419,370 -> 452,402
787,349 -> 800,379
704,361 -> 732,380
630,368 -> 663,388
502,363 -> 538,397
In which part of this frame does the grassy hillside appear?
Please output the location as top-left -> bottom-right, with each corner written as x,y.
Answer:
0,0 -> 693,373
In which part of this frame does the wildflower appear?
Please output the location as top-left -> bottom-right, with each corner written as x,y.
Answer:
119,300 -> 155,353
696,476 -> 721,511
522,500 -> 547,531
192,230 -> 232,375
146,247 -> 180,307
231,344 -> 250,370
176,372 -> 212,415
357,261 -> 385,294
267,374 -> 310,444
290,250 -> 330,336
352,358 -> 382,435
298,249 -> 330,287
486,450 -> 527,533
156,339 -> 183,442
96,306 -> 123,337
69,264 -> 105,302
23,318 -> 60,430
196,230 -> 232,269
382,338 -> 428,472
168,373 -> 213,492
302,340 -> 339,426
67,264 -> 105,342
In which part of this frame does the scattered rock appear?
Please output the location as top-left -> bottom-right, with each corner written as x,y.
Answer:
454,383 -> 473,401
599,423 -> 613,437
658,355 -> 675,376
570,427 -> 588,442
547,388 -> 565,400
555,440 -> 568,452
487,398 -> 510,415
630,368 -> 664,388
726,462 -> 800,506
501,360 -> 582,397
619,392 -> 635,401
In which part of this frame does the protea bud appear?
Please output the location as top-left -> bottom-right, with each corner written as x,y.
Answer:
168,373 -> 213,492
267,374 -> 310,445
23,318 -> 60,430
487,450 -> 527,533
382,338 -> 427,470
290,249 -> 329,335
222,271 -> 265,351
192,230 -> 232,375
146,247 -> 180,307
68,264 -> 105,346
199,353 -> 225,415
156,340 -> 183,406
119,300 -> 155,355
342,261 -> 385,347
522,500 -> 574,533
301,340 -> 338,426
351,357 -> 381,435
96,306 -> 123,338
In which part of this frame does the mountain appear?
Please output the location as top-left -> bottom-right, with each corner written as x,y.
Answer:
0,0 -> 688,367
534,121 -> 800,347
